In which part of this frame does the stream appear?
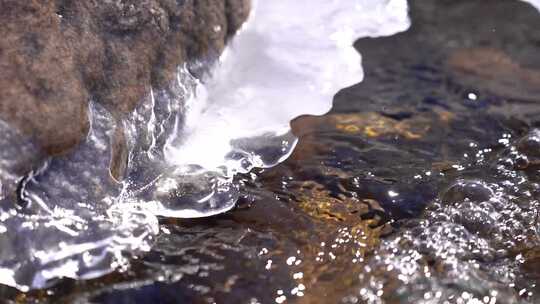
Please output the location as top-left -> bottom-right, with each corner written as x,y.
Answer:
1,0 -> 540,303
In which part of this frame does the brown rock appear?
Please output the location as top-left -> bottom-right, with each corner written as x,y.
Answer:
0,0 -> 89,155
0,0 -> 251,155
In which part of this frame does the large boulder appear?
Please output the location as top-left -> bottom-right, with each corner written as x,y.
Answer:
0,0 -> 250,156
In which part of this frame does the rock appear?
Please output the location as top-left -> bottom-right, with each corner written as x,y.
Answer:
0,0 -> 251,156
0,0 -> 89,155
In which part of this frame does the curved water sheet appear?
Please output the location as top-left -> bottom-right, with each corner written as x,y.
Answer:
0,0 -> 410,290
159,0 -> 411,216
165,0 -> 411,169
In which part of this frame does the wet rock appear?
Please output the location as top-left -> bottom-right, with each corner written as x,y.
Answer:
0,0 -> 89,155
0,0 -> 251,156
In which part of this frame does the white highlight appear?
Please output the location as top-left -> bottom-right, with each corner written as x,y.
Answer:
523,0 -> 540,11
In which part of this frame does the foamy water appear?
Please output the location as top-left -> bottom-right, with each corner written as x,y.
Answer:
0,0 -> 410,290
165,0 -> 410,171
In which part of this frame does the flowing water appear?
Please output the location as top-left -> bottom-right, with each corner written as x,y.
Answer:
1,0 -> 540,303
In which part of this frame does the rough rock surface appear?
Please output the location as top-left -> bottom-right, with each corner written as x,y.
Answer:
0,0 -> 250,157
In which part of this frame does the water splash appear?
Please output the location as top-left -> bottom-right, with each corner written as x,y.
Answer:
164,0 -> 410,170
152,0 -> 410,217
0,0 -> 410,290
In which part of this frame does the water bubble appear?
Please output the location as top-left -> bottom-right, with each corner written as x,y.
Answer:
441,180 -> 495,205
517,129 -> 540,156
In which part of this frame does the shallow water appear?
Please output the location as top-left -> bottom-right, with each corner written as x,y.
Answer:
2,0 -> 540,303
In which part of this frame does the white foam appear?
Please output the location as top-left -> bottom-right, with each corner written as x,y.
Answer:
165,0 -> 410,171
